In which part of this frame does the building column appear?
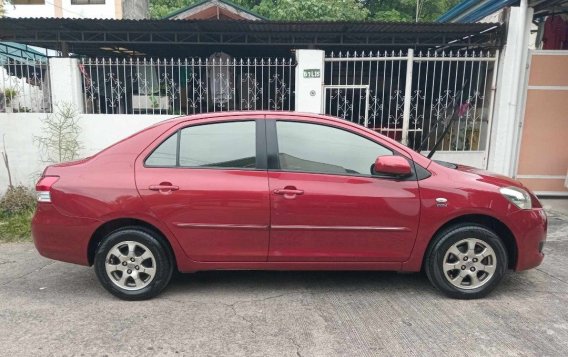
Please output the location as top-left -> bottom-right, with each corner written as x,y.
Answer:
487,5 -> 533,176
294,49 -> 325,114
48,57 -> 84,113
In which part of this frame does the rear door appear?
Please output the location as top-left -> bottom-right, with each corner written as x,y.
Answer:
267,119 -> 421,262
135,117 -> 270,262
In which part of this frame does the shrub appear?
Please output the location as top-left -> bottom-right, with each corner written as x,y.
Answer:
0,186 -> 35,242
0,185 -> 36,217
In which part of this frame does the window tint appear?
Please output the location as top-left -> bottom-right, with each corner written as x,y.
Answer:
276,121 -> 392,176
179,121 -> 256,168
145,133 -> 177,167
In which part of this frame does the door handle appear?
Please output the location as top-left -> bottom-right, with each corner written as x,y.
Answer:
149,183 -> 179,192
273,187 -> 304,198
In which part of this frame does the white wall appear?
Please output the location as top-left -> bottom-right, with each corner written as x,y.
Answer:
6,0 -> 119,19
0,113 -> 175,189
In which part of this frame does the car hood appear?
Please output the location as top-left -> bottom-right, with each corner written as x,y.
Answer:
454,164 -> 525,189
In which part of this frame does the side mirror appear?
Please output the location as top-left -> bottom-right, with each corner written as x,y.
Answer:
374,156 -> 412,177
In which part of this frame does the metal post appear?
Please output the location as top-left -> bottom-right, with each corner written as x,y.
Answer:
401,48 -> 414,145
483,50 -> 499,169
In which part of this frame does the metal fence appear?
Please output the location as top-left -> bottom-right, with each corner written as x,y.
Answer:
77,50 -> 497,154
324,49 -> 498,152
0,57 -> 51,113
79,56 -> 295,115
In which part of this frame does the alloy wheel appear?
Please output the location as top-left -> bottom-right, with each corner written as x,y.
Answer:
442,238 -> 497,290
105,241 -> 157,291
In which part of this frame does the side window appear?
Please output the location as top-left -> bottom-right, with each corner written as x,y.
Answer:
146,121 -> 256,169
179,121 -> 256,168
145,133 -> 177,167
276,121 -> 393,176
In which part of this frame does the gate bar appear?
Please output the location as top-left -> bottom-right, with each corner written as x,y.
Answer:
401,48 -> 414,145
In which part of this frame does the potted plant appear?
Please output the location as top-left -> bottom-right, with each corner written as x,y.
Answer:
3,88 -> 18,113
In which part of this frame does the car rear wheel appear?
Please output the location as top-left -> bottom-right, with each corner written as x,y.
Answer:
425,223 -> 508,299
94,228 -> 173,300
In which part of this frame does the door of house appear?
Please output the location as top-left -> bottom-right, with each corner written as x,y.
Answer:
516,50 -> 568,196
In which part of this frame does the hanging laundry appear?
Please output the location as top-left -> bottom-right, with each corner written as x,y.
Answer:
543,15 -> 568,50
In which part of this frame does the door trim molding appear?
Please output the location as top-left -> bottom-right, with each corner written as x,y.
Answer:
174,223 -> 269,230
270,225 -> 409,231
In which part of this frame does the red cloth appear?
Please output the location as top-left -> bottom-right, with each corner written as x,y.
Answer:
543,15 -> 568,50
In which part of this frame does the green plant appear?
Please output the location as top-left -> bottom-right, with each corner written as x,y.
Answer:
0,185 -> 36,216
0,211 -> 33,242
3,87 -> 18,106
34,102 -> 83,164
0,185 -> 35,242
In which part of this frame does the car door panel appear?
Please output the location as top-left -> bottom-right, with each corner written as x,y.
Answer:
267,119 -> 420,262
135,118 -> 270,262
268,171 -> 420,261
137,169 -> 270,262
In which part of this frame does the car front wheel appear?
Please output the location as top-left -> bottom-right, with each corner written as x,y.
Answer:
425,223 -> 508,299
94,228 -> 173,300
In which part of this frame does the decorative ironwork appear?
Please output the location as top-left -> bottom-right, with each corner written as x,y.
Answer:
80,57 -> 295,115
0,58 -> 51,113
324,49 -> 497,152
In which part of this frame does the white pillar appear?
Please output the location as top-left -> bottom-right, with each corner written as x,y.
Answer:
48,57 -> 84,113
401,48 -> 414,146
294,49 -> 325,114
487,5 -> 533,176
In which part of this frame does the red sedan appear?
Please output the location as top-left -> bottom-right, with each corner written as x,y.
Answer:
32,112 -> 547,300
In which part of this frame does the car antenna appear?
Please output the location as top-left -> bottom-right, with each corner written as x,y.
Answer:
417,79 -> 470,159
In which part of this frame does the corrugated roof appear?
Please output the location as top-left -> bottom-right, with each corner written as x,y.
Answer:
0,17 -> 502,57
0,17 -> 500,34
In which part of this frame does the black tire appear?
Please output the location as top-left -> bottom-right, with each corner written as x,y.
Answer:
424,223 -> 508,299
94,227 -> 174,300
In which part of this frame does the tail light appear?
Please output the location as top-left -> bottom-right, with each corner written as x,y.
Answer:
35,176 -> 59,203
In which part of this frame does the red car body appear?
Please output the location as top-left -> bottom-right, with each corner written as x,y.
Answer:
32,112 -> 546,274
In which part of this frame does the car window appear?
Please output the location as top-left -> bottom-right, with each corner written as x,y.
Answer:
276,121 -> 392,176
179,121 -> 256,168
145,133 -> 177,167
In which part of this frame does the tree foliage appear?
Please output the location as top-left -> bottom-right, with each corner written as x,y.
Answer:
253,0 -> 369,21
149,0 -> 459,22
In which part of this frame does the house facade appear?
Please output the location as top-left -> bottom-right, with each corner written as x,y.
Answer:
439,0 -> 568,196
2,0 -> 564,197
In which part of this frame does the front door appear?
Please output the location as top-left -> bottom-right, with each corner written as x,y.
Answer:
135,119 -> 270,262
267,120 -> 420,262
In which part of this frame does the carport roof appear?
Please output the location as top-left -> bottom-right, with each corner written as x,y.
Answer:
0,17 -> 503,57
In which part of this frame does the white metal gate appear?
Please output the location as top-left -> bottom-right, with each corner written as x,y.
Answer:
324,49 -> 498,165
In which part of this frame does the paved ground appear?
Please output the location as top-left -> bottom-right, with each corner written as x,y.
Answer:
1,210 -> 567,356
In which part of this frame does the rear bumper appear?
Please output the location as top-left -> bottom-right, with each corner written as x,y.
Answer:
32,204 -> 101,266
510,208 -> 547,271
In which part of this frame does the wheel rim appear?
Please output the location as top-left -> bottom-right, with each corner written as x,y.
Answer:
105,241 -> 157,291
442,238 -> 497,290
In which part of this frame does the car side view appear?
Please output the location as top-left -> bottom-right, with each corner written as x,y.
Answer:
32,112 -> 547,300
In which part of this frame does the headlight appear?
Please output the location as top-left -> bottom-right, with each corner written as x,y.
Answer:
499,186 -> 532,209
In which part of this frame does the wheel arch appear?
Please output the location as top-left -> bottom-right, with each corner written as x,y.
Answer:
88,217 -> 177,269
423,214 -> 517,270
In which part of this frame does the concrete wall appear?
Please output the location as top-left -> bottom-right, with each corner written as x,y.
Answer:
0,113 -> 174,189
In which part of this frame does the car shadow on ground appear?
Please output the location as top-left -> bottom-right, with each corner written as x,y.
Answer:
161,268 -> 529,300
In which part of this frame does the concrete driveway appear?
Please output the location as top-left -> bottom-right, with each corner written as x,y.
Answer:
1,211 -> 567,356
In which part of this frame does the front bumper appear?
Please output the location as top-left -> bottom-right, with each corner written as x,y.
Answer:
509,208 -> 547,271
32,204 -> 101,266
